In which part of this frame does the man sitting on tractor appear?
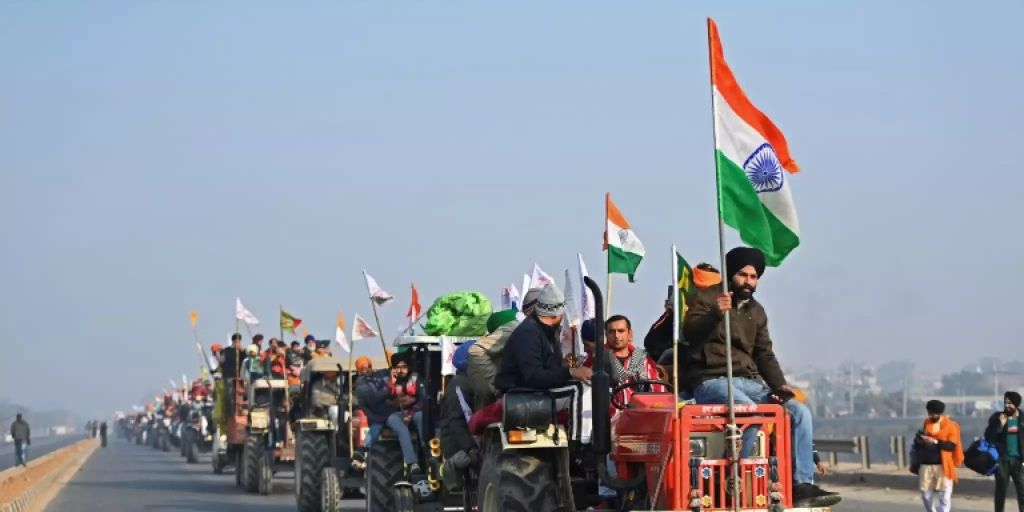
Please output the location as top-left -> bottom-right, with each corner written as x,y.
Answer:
684,246 -> 840,507
493,283 -> 594,443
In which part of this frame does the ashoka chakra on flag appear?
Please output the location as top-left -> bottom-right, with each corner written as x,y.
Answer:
743,143 -> 784,193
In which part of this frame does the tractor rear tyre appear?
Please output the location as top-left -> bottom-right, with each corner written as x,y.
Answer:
480,448 -> 565,512
258,452 -> 273,495
235,448 -> 244,487
160,431 -> 170,452
244,436 -> 262,493
186,434 -> 200,464
295,432 -> 330,512
393,484 -> 415,512
320,467 -> 341,512
365,440 -> 405,512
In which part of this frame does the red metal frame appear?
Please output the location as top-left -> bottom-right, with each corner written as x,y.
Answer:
612,402 -> 793,511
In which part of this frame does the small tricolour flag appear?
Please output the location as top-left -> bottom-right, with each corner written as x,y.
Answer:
709,18 -> 800,266
352,313 -> 378,341
335,309 -> 350,352
281,309 -> 302,334
604,193 -> 645,282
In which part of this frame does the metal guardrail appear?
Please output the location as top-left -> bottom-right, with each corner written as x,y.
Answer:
813,436 -> 871,468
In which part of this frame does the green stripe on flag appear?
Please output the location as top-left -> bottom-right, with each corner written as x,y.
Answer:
716,150 -> 799,266
608,245 -> 643,282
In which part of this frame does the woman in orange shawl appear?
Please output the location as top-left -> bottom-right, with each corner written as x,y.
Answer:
915,400 -> 964,512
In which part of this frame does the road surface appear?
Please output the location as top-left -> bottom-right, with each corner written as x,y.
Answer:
44,439 -> 997,511
0,435 -> 81,471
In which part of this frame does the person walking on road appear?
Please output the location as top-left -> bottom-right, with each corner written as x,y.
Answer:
10,413 -> 30,467
986,391 -> 1024,512
914,400 -> 963,512
100,421 -> 108,448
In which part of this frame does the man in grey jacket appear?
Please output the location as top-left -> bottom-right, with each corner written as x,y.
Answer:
10,414 -> 30,467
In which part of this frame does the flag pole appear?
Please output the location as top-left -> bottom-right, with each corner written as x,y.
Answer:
362,270 -> 393,368
605,192 -> 613,319
671,245 -> 684,508
707,17 -> 741,510
346,341 -> 356,459
279,305 -> 284,345
191,323 -> 211,377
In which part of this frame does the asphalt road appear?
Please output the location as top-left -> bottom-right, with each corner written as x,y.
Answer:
0,435 -> 81,471
45,438 -> 364,512
43,439 -> 999,512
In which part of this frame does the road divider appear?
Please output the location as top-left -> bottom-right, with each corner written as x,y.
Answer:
0,439 -> 99,512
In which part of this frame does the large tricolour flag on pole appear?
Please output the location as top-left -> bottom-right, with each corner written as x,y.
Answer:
604,193 -> 645,282
709,18 -> 800,266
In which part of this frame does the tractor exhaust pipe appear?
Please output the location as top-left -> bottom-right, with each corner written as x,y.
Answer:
584,276 -> 645,491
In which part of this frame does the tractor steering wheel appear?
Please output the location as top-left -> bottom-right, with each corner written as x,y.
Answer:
610,379 -> 675,410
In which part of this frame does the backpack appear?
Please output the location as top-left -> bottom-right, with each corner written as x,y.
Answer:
964,438 -> 999,476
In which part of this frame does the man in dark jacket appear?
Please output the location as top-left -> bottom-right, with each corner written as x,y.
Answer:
439,341 -> 477,490
10,414 -> 30,467
495,283 -> 592,391
684,246 -> 838,508
986,391 -> 1024,512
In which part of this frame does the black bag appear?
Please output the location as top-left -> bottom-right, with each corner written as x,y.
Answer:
909,441 -> 921,475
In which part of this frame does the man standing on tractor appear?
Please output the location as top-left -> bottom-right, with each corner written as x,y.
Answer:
438,341 -> 478,490
684,246 -> 839,507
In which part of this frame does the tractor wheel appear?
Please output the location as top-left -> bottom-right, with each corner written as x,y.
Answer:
320,467 -> 341,512
295,432 -> 331,512
244,436 -> 262,493
180,430 -> 188,457
187,433 -> 200,464
160,431 -> 170,452
393,484 -> 415,512
258,452 -> 273,495
235,448 -> 244,487
365,440 -> 405,512
480,448 -> 564,512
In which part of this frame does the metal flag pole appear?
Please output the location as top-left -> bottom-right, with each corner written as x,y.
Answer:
346,340 -> 356,459
671,244 -> 684,509
362,270 -> 393,368
604,193 -> 613,320
279,305 -> 284,345
707,17 -> 741,511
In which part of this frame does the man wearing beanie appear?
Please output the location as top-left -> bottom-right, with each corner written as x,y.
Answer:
684,246 -> 839,507
986,390 -> 1024,511
915,400 -> 963,512
494,283 -> 595,445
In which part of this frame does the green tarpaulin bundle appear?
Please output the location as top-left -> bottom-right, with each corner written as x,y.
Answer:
423,291 -> 493,336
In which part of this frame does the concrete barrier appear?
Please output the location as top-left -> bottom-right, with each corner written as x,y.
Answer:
819,462 -> 995,498
0,439 -> 99,512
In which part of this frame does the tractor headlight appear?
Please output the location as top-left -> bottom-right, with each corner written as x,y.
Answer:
689,438 -> 707,458
328,405 -> 339,428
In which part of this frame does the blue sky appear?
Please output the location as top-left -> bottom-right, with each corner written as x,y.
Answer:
2,1 -> 1022,416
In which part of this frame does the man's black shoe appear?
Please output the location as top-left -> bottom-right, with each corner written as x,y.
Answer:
792,483 -> 841,508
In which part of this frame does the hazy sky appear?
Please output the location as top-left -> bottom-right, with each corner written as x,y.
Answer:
2,1 -> 1022,417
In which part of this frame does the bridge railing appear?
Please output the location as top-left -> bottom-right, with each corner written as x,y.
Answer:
813,435 -> 910,470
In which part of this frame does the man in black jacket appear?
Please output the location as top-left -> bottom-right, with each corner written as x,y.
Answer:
220,333 -> 244,413
495,283 -> 592,391
986,391 -> 1024,512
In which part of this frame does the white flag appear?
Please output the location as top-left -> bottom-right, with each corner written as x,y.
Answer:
521,274 -> 532,297
501,283 -> 521,311
352,313 -> 379,341
335,310 -> 350,353
363,271 -> 394,306
440,337 -> 456,376
578,253 -> 596,320
561,269 -> 583,357
531,263 -> 555,289
235,297 -> 260,325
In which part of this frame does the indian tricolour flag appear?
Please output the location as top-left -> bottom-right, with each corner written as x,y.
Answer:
709,18 -> 800,266
604,193 -> 644,282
